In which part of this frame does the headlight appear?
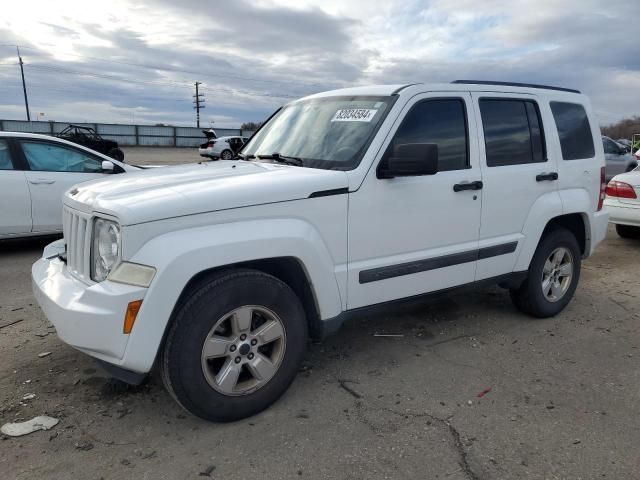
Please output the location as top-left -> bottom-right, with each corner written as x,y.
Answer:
91,218 -> 121,282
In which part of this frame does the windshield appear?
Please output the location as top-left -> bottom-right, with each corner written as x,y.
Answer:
242,95 -> 395,170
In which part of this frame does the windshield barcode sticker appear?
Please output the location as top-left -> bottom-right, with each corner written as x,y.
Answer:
331,109 -> 378,122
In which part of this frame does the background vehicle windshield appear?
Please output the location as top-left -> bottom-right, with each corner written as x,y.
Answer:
243,95 -> 394,170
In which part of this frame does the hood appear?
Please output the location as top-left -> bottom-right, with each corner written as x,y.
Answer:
612,169 -> 640,187
64,160 -> 349,225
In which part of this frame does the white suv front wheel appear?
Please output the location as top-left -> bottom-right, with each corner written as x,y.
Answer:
160,269 -> 308,422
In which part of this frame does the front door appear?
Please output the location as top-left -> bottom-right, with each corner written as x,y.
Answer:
347,93 -> 483,309
17,139 -> 107,232
0,138 -> 32,236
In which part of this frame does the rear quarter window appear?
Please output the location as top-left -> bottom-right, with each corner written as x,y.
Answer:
550,102 -> 595,160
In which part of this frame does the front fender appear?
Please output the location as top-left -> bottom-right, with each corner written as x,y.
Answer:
122,218 -> 344,372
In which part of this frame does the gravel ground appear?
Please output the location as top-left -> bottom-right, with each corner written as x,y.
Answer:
0,148 -> 638,479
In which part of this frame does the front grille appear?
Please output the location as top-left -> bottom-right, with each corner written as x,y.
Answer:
63,206 -> 92,281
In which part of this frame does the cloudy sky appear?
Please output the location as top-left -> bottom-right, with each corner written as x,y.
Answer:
1,0 -> 638,128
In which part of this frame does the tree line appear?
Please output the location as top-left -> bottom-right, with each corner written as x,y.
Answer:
601,116 -> 640,141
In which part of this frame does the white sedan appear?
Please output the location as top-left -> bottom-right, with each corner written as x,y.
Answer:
0,132 -> 139,239
604,168 -> 640,238
198,136 -> 249,160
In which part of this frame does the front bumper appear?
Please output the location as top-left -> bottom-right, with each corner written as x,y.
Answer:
32,239 -> 148,369
604,200 -> 640,227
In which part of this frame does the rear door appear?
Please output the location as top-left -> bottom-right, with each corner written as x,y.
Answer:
0,138 -> 32,236
17,139 -> 108,232
472,93 -> 559,280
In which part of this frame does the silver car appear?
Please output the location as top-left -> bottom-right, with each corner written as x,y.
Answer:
603,136 -> 637,180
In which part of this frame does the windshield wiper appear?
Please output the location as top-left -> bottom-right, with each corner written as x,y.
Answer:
236,153 -> 255,160
256,152 -> 303,166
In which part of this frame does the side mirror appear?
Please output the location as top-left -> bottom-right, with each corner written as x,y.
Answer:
101,160 -> 115,173
377,143 -> 438,179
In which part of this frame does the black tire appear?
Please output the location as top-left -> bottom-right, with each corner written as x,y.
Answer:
510,228 -> 581,318
107,147 -> 125,162
220,149 -> 233,160
160,269 -> 308,422
616,224 -> 640,239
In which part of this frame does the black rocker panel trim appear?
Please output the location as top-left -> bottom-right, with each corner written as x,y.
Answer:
359,241 -> 518,284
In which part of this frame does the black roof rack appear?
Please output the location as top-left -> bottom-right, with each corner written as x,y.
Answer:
392,83 -> 422,95
452,80 -> 580,94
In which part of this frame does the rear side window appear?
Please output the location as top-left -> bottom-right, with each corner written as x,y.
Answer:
550,102 -> 595,160
387,98 -> 469,171
480,99 -> 546,167
0,140 -> 14,170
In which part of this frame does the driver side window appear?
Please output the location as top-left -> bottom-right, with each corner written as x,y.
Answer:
383,98 -> 469,172
20,141 -> 103,173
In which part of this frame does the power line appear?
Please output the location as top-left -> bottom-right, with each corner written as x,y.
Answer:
25,63 -> 192,88
24,62 -> 298,99
8,44 -> 327,90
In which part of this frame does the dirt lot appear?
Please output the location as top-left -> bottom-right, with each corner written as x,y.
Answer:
1,148 -> 639,479
122,146 -> 203,166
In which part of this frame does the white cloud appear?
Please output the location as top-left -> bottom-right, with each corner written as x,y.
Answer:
0,0 -> 638,126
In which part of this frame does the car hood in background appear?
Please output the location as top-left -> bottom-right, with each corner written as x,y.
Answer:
64,160 -> 348,225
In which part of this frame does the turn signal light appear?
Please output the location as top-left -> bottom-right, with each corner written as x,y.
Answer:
605,180 -> 637,199
123,300 -> 143,334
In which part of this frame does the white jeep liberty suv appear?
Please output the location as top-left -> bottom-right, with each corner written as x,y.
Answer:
33,81 -> 609,421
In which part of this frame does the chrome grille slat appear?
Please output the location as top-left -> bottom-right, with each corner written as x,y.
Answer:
63,206 -> 92,281
70,214 -> 78,272
78,217 -> 87,274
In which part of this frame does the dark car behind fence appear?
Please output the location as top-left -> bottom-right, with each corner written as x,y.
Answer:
0,119 -> 256,147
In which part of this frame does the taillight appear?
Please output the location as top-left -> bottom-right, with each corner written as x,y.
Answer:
605,180 -> 637,199
597,166 -> 606,210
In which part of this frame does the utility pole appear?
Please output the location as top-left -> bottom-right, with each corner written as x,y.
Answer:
193,82 -> 205,128
17,46 -> 31,121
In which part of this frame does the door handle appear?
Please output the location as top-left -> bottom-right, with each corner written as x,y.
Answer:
453,180 -> 483,192
536,172 -> 558,182
28,179 -> 55,185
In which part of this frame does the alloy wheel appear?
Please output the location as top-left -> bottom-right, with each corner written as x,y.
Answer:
200,305 -> 286,396
541,247 -> 574,303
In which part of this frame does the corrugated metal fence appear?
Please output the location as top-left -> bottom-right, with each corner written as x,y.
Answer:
0,119 -> 256,147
